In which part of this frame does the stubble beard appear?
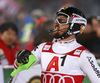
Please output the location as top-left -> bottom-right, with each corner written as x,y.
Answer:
52,31 -> 62,39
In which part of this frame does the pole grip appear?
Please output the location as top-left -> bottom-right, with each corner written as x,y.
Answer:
11,53 -> 36,77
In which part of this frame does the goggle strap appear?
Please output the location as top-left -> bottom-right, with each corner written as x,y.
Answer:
70,17 -> 87,26
70,23 -> 74,30
68,17 -> 73,23
57,12 -> 69,17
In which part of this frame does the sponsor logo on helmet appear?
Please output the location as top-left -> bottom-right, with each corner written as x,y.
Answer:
62,7 -> 69,10
75,19 -> 86,22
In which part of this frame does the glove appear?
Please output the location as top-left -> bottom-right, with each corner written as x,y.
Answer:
14,50 -> 31,69
17,50 -> 31,64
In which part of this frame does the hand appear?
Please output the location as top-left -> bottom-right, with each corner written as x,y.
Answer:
14,50 -> 31,69
17,50 -> 31,64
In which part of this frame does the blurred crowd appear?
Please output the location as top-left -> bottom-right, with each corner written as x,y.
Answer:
0,0 -> 100,83
0,0 -> 100,66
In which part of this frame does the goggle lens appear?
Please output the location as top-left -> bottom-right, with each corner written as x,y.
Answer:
56,16 -> 68,25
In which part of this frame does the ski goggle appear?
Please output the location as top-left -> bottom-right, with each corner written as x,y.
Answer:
56,12 -> 87,26
55,14 -> 69,25
56,17 -> 69,25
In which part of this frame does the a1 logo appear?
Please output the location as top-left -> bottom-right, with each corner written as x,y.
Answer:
46,55 -> 67,71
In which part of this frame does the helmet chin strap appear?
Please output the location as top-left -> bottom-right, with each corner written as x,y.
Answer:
59,30 -> 71,39
59,22 -> 81,39
58,23 -> 74,39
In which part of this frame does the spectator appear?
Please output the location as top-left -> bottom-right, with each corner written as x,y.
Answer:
24,19 -> 54,51
24,10 -> 48,51
24,34 -> 35,51
34,19 -> 54,47
31,9 -> 46,24
0,22 -> 20,65
17,9 -> 34,48
76,16 -> 100,58
31,9 -> 47,35
0,12 -> 7,25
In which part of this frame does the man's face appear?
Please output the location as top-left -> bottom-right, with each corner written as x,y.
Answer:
0,28 -> 17,46
52,15 -> 70,38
